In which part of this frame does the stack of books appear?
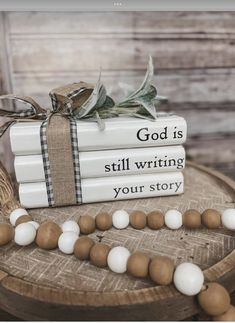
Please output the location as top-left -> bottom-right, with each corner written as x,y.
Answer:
10,115 -> 187,208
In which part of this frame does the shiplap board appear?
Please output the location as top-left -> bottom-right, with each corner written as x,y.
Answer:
0,13 -> 14,168
186,136 -> 235,179
7,12 -> 235,35
183,109 -> 235,136
10,38 -> 235,73
12,68 -> 235,104
1,11 -> 235,178
186,136 -> 235,165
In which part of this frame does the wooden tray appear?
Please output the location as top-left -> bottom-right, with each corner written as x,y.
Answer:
0,161 -> 234,321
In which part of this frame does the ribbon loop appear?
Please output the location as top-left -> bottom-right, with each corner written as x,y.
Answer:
0,120 -> 16,137
0,94 -> 48,137
0,94 -> 46,116
49,82 -> 94,114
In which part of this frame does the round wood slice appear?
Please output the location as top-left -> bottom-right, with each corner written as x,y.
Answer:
0,161 -> 234,321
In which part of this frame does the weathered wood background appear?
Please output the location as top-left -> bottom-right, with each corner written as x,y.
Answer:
0,12 -> 234,178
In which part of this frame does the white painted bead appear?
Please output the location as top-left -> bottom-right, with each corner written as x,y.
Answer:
112,210 -> 129,229
58,232 -> 78,254
10,208 -> 28,226
28,221 -> 40,230
222,209 -> 235,230
165,209 -> 182,229
174,262 -> 204,296
14,222 -> 36,246
107,246 -> 130,273
61,220 -> 80,235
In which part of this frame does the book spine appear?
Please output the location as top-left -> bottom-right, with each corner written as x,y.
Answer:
14,145 -> 185,182
19,172 -> 184,208
10,116 -> 187,155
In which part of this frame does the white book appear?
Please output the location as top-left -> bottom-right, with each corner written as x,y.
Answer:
19,172 -> 184,208
14,145 -> 185,182
10,115 -> 187,155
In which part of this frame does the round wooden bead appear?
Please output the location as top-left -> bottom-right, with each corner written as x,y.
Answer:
213,305 -> 235,321
95,212 -> 112,231
130,211 -> 146,230
90,243 -> 111,267
112,210 -> 129,229
165,210 -> 182,230
58,232 -> 78,254
147,211 -> 164,230
74,236 -> 94,260
149,256 -> 175,285
183,209 -> 201,229
14,222 -> 36,246
0,223 -> 14,246
173,262 -> 204,296
221,209 -> 235,230
28,221 -> 40,230
107,246 -> 130,273
78,215 -> 95,234
202,209 -> 221,229
36,221 -> 62,250
127,251 -> 150,278
10,208 -> 28,226
61,220 -> 80,235
197,283 -> 230,316
15,214 -> 33,226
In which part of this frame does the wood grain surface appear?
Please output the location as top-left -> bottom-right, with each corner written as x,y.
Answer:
0,162 -> 234,321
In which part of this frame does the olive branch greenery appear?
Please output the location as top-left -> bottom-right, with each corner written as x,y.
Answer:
72,56 -> 167,130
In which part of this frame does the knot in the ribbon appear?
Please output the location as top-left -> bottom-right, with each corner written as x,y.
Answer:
0,82 -> 98,137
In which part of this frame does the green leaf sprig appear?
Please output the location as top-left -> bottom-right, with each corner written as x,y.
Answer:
114,55 -> 157,119
71,56 -> 167,129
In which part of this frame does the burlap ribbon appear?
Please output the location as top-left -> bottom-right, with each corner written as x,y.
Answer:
0,82 -> 94,207
40,115 -> 82,207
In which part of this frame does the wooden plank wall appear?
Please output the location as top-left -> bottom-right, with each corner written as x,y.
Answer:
0,12 -> 234,178
0,13 -> 14,174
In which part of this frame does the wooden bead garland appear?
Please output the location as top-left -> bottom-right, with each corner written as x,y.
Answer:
213,305 -> 235,321
130,210 -> 146,229
15,214 -> 33,226
107,246 -> 130,273
112,209 -> 129,229
36,221 -> 62,250
15,222 -> 36,246
9,208 -> 28,226
201,209 -> 221,229
183,209 -> 201,229
173,262 -> 204,296
197,282 -> 230,316
28,221 -> 40,230
149,256 -> 174,285
164,209 -> 183,229
147,211 -> 164,230
74,236 -> 94,260
58,231 -> 78,254
0,223 -> 14,246
78,215 -> 95,234
90,243 -> 110,268
95,212 -> 112,231
127,251 -> 150,278
2,206 -> 235,321
61,220 -> 80,235
222,209 -> 235,230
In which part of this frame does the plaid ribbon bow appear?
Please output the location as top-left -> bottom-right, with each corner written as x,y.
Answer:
0,82 -> 96,138
0,94 -> 47,137
0,83 -> 95,207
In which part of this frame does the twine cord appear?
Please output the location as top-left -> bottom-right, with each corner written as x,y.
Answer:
0,161 -> 19,215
